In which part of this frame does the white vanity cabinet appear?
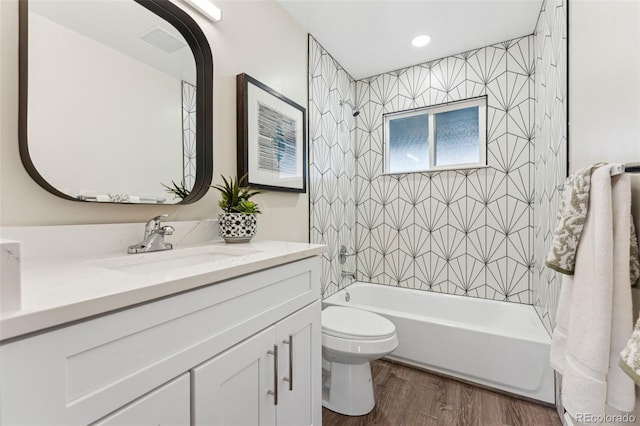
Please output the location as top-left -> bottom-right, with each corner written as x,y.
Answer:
193,301 -> 320,426
275,303 -> 319,426
0,256 -> 321,426
92,374 -> 191,426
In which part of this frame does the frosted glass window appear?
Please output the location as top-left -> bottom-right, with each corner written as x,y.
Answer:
383,96 -> 486,173
388,114 -> 429,173
434,107 -> 480,166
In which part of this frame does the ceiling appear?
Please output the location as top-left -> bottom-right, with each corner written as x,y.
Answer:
277,0 -> 543,80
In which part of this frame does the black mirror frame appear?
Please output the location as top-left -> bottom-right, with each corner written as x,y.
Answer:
18,0 -> 213,204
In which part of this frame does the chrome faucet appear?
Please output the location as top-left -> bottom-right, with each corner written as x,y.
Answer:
338,245 -> 355,265
128,215 -> 175,254
339,245 -> 357,281
341,271 -> 356,280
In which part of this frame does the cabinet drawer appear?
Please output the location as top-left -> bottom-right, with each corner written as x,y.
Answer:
92,374 -> 190,426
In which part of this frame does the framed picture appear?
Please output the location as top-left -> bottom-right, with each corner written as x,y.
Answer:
236,73 -> 307,193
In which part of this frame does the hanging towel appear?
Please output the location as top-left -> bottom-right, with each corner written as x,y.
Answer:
631,220 -> 640,286
620,316 -> 640,385
546,164 -> 640,285
620,223 -> 640,384
545,163 -> 604,275
550,164 -> 635,416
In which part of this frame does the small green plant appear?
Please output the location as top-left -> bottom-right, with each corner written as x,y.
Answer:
162,180 -> 190,200
236,199 -> 261,214
211,174 -> 263,214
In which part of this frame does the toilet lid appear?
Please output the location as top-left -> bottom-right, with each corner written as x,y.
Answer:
322,306 -> 396,340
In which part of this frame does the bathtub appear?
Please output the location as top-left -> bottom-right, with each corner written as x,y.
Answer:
323,282 -> 555,404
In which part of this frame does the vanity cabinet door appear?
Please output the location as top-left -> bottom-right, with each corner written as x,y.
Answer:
92,373 -> 190,426
276,301 -> 321,426
192,326 -> 278,426
192,301 -> 321,426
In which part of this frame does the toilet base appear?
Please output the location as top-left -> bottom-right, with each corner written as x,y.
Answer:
322,359 -> 375,416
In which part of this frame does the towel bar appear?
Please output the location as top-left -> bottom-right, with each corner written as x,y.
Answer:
556,162 -> 640,191
76,194 -> 167,203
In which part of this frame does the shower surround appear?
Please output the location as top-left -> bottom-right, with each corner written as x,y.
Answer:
308,37 -> 357,297
310,35 -> 536,304
354,36 -> 535,304
310,0 -> 566,334
533,0 -> 567,334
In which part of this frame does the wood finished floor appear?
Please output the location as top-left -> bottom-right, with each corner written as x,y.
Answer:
322,360 -> 562,426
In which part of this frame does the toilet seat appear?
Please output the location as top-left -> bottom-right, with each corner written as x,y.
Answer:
322,306 -> 396,340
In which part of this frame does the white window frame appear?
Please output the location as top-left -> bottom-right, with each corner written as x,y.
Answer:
383,96 -> 488,174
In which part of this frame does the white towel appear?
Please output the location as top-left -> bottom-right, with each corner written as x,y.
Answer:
550,164 -> 635,416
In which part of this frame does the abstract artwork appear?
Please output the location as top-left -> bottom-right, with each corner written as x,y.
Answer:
237,73 -> 306,192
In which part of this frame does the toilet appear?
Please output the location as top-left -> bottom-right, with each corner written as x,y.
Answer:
321,306 -> 399,416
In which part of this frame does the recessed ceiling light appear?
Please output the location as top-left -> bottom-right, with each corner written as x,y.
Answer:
411,35 -> 431,48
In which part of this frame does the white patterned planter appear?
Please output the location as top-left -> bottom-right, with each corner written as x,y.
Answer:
218,213 -> 257,243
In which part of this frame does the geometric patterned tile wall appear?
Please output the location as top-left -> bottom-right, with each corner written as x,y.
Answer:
355,36 -> 536,304
309,36 -> 357,298
533,0 -> 568,334
182,81 -> 197,191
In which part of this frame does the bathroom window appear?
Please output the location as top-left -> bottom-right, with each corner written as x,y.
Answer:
383,96 -> 487,173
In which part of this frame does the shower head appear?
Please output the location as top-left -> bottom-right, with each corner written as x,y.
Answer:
340,100 -> 360,117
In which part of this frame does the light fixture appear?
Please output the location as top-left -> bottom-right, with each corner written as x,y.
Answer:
411,35 -> 431,48
184,0 -> 222,22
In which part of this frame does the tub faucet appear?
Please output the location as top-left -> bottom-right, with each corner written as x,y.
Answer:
128,214 -> 175,254
338,245 -> 355,264
341,270 -> 356,280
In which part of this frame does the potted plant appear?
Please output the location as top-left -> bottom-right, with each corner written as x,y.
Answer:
162,180 -> 190,201
211,175 -> 263,243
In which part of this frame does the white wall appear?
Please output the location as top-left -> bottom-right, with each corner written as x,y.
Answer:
569,0 -> 640,233
569,1 -> 640,422
0,0 -> 309,242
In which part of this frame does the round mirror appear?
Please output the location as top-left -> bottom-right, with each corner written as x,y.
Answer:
19,0 -> 213,204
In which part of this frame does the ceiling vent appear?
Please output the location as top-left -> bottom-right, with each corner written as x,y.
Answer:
140,26 -> 186,53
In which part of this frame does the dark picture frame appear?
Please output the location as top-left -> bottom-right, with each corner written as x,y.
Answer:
236,73 -> 307,193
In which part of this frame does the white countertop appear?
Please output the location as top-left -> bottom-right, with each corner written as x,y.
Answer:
0,239 -> 326,342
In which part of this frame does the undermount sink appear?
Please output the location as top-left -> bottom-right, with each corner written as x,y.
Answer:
91,245 -> 260,275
